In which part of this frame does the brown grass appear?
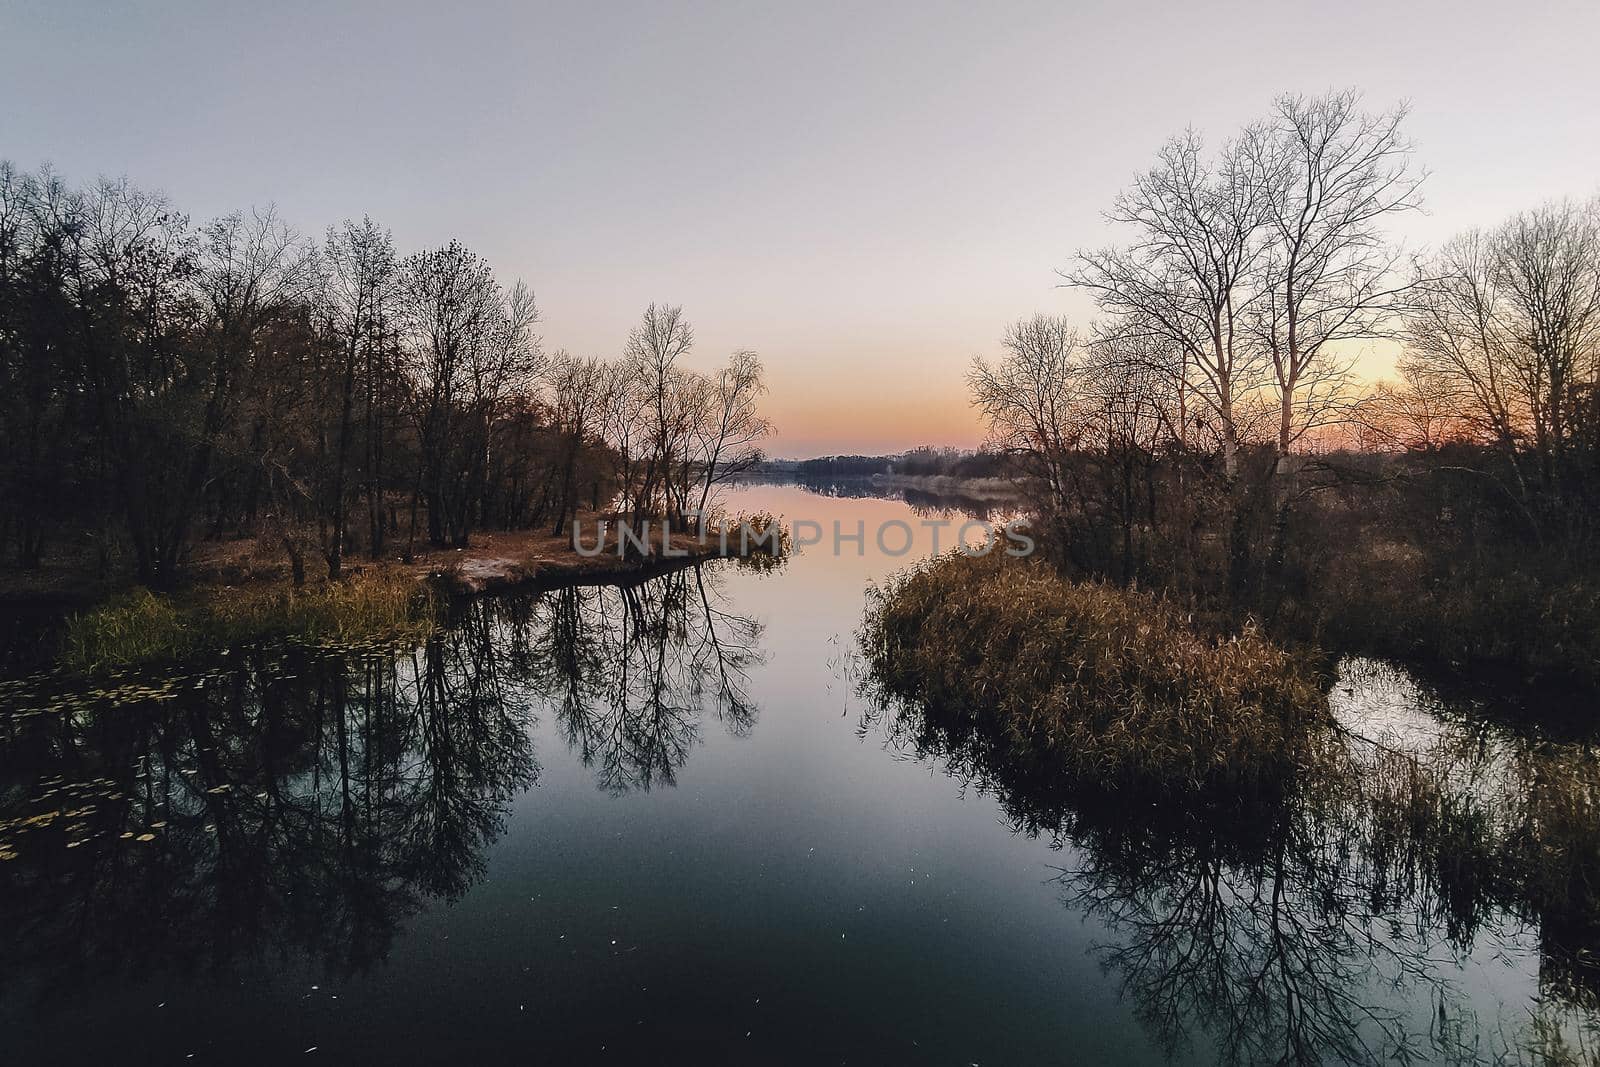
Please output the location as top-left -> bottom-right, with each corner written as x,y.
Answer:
860,551 -> 1333,795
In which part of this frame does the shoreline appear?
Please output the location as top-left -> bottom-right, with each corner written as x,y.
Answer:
426,535 -> 756,597
0,516 -> 752,602
0,516 -> 777,672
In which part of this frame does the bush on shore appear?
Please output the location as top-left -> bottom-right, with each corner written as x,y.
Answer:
1301,543 -> 1600,692
860,551 -> 1332,795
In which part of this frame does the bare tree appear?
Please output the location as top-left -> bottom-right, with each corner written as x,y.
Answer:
599,357 -> 653,524
1354,380 -> 1471,453
1402,232 -> 1521,453
689,349 -> 770,523
67,175 -> 198,582
1247,91 -> 1424,468
182,207 -> 317,581
623,303 -> 695,524
969,315 -> 1090,547
320,216 -> 396,577
587,305 -> 772,539
1067,129 -> 1276,595
462,278 -> 542,535
396,240 -> 518,551
547,351 -> 612,535
1086,334 -> 1188,582
1402,198 -> 1600,518
1493,199 -> 1600,502
1068,129 -> 1270,484
0,161 -> 654,580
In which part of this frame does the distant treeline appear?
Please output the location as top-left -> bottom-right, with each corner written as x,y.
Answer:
795,447 -> 1008,479
0,164 -> 768,586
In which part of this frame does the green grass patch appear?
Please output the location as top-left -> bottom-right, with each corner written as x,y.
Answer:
62,571 -> 437,673
860,551 -> 1332,795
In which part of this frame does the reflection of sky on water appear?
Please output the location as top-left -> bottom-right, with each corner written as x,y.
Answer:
1,482 -> 1597,1064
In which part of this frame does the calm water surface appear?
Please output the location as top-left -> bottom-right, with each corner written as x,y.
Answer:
2,483 -> 1597,1064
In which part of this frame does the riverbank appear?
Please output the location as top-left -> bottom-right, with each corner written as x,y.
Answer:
171,517 -> 741,593
5,514 -> 781,673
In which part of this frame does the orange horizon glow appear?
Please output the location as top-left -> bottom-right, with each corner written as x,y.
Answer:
9,5 -> 1591,462
754,338 -> 1408,459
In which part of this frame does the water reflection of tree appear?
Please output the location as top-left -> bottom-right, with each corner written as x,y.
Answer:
0,562 -> 764,1010
791,474 -> 1005,520
860,655 -> 1600,1065
513,564 -> 764,794
0,626 -> 538,1002
900,486 -> 998,521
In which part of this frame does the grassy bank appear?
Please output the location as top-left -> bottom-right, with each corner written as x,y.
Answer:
861,551 -> 1332,795
61,571 -> 438,673
36,513 -> 788,673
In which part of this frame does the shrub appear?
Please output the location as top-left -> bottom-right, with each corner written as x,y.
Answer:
1305,540 -> 1600,691
860,551 -> 1332,795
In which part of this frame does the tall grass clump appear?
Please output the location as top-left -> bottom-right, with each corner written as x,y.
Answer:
63,571 -> 436,673
59,588 -> 191,671
718,510 -> 790,572
860,551 -> 1333,795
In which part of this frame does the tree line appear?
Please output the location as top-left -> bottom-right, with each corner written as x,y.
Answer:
0,163 -> 769,585
971,90 -> 1600,676
794,447 -> 1008,480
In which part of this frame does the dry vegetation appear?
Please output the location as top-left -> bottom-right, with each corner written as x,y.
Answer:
861,551 -> 1332,794
964,92 -> 1600,698
1306,541 -> 1600,691
56,510 -> 791,672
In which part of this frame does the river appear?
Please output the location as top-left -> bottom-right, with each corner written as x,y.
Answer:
1,481 -> 1595,1065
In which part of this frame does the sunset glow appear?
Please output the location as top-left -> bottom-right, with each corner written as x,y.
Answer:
7,2 -> 1595,457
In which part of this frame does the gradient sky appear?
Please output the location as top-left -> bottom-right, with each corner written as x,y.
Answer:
4,1 -> 1598,457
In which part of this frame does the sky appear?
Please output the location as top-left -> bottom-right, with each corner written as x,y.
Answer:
4,0 -> 1598,457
